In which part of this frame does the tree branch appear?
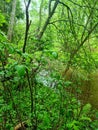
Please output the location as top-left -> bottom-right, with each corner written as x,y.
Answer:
63,22 -> 98,75
81,0 -> 97,42
37,0 -> 59,40
23,0 -> 31,53
49,19 -> 86,29
68,0 -> 98,10
48,0 -> 52,15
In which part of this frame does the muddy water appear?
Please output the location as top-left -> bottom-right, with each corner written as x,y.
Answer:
64,68 -> 98,109
86,71 -> 98,109
73,70 -> 98,110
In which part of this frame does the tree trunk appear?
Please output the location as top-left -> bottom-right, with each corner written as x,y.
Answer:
7,0 -> 16,41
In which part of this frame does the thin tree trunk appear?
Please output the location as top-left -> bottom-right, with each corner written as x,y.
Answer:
37,0 -> 44,32
7,0 -> 16,41
23,0 -> 31,53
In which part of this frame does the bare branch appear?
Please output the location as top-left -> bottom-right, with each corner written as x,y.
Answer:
37,0 -> 59,40
49,19 -> 87,29
48,0 -> 52,15
68,0 -> 98,10
59,1 -> 78,42
81,0 -> 98,42
23,0 -> 31,53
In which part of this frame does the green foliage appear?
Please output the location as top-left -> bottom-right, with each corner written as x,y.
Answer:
0,11 -> 6,27
16,0 -> 24,20
6,0 -> 11,3
0,0 -> 98,129
51,51 -> 58,59
0,34 -> 97,129
15,64 -> 26,77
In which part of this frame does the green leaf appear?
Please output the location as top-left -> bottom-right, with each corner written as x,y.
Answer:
0,12 -> 6,27
15,65 -> 26,77
6,0 -> 11,3
95,112 -> 98,119
82,103 -> 91,114
52,51 -> 58,59
64,81 -> 72,87
0,31 -> 7,41
80,116 -> 91,121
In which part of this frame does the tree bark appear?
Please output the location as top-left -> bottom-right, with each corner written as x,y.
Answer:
23,0 -> 31,53
7,0 -> 16,41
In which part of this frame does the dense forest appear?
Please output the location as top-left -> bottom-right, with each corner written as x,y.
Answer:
0,0 -> 98,129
